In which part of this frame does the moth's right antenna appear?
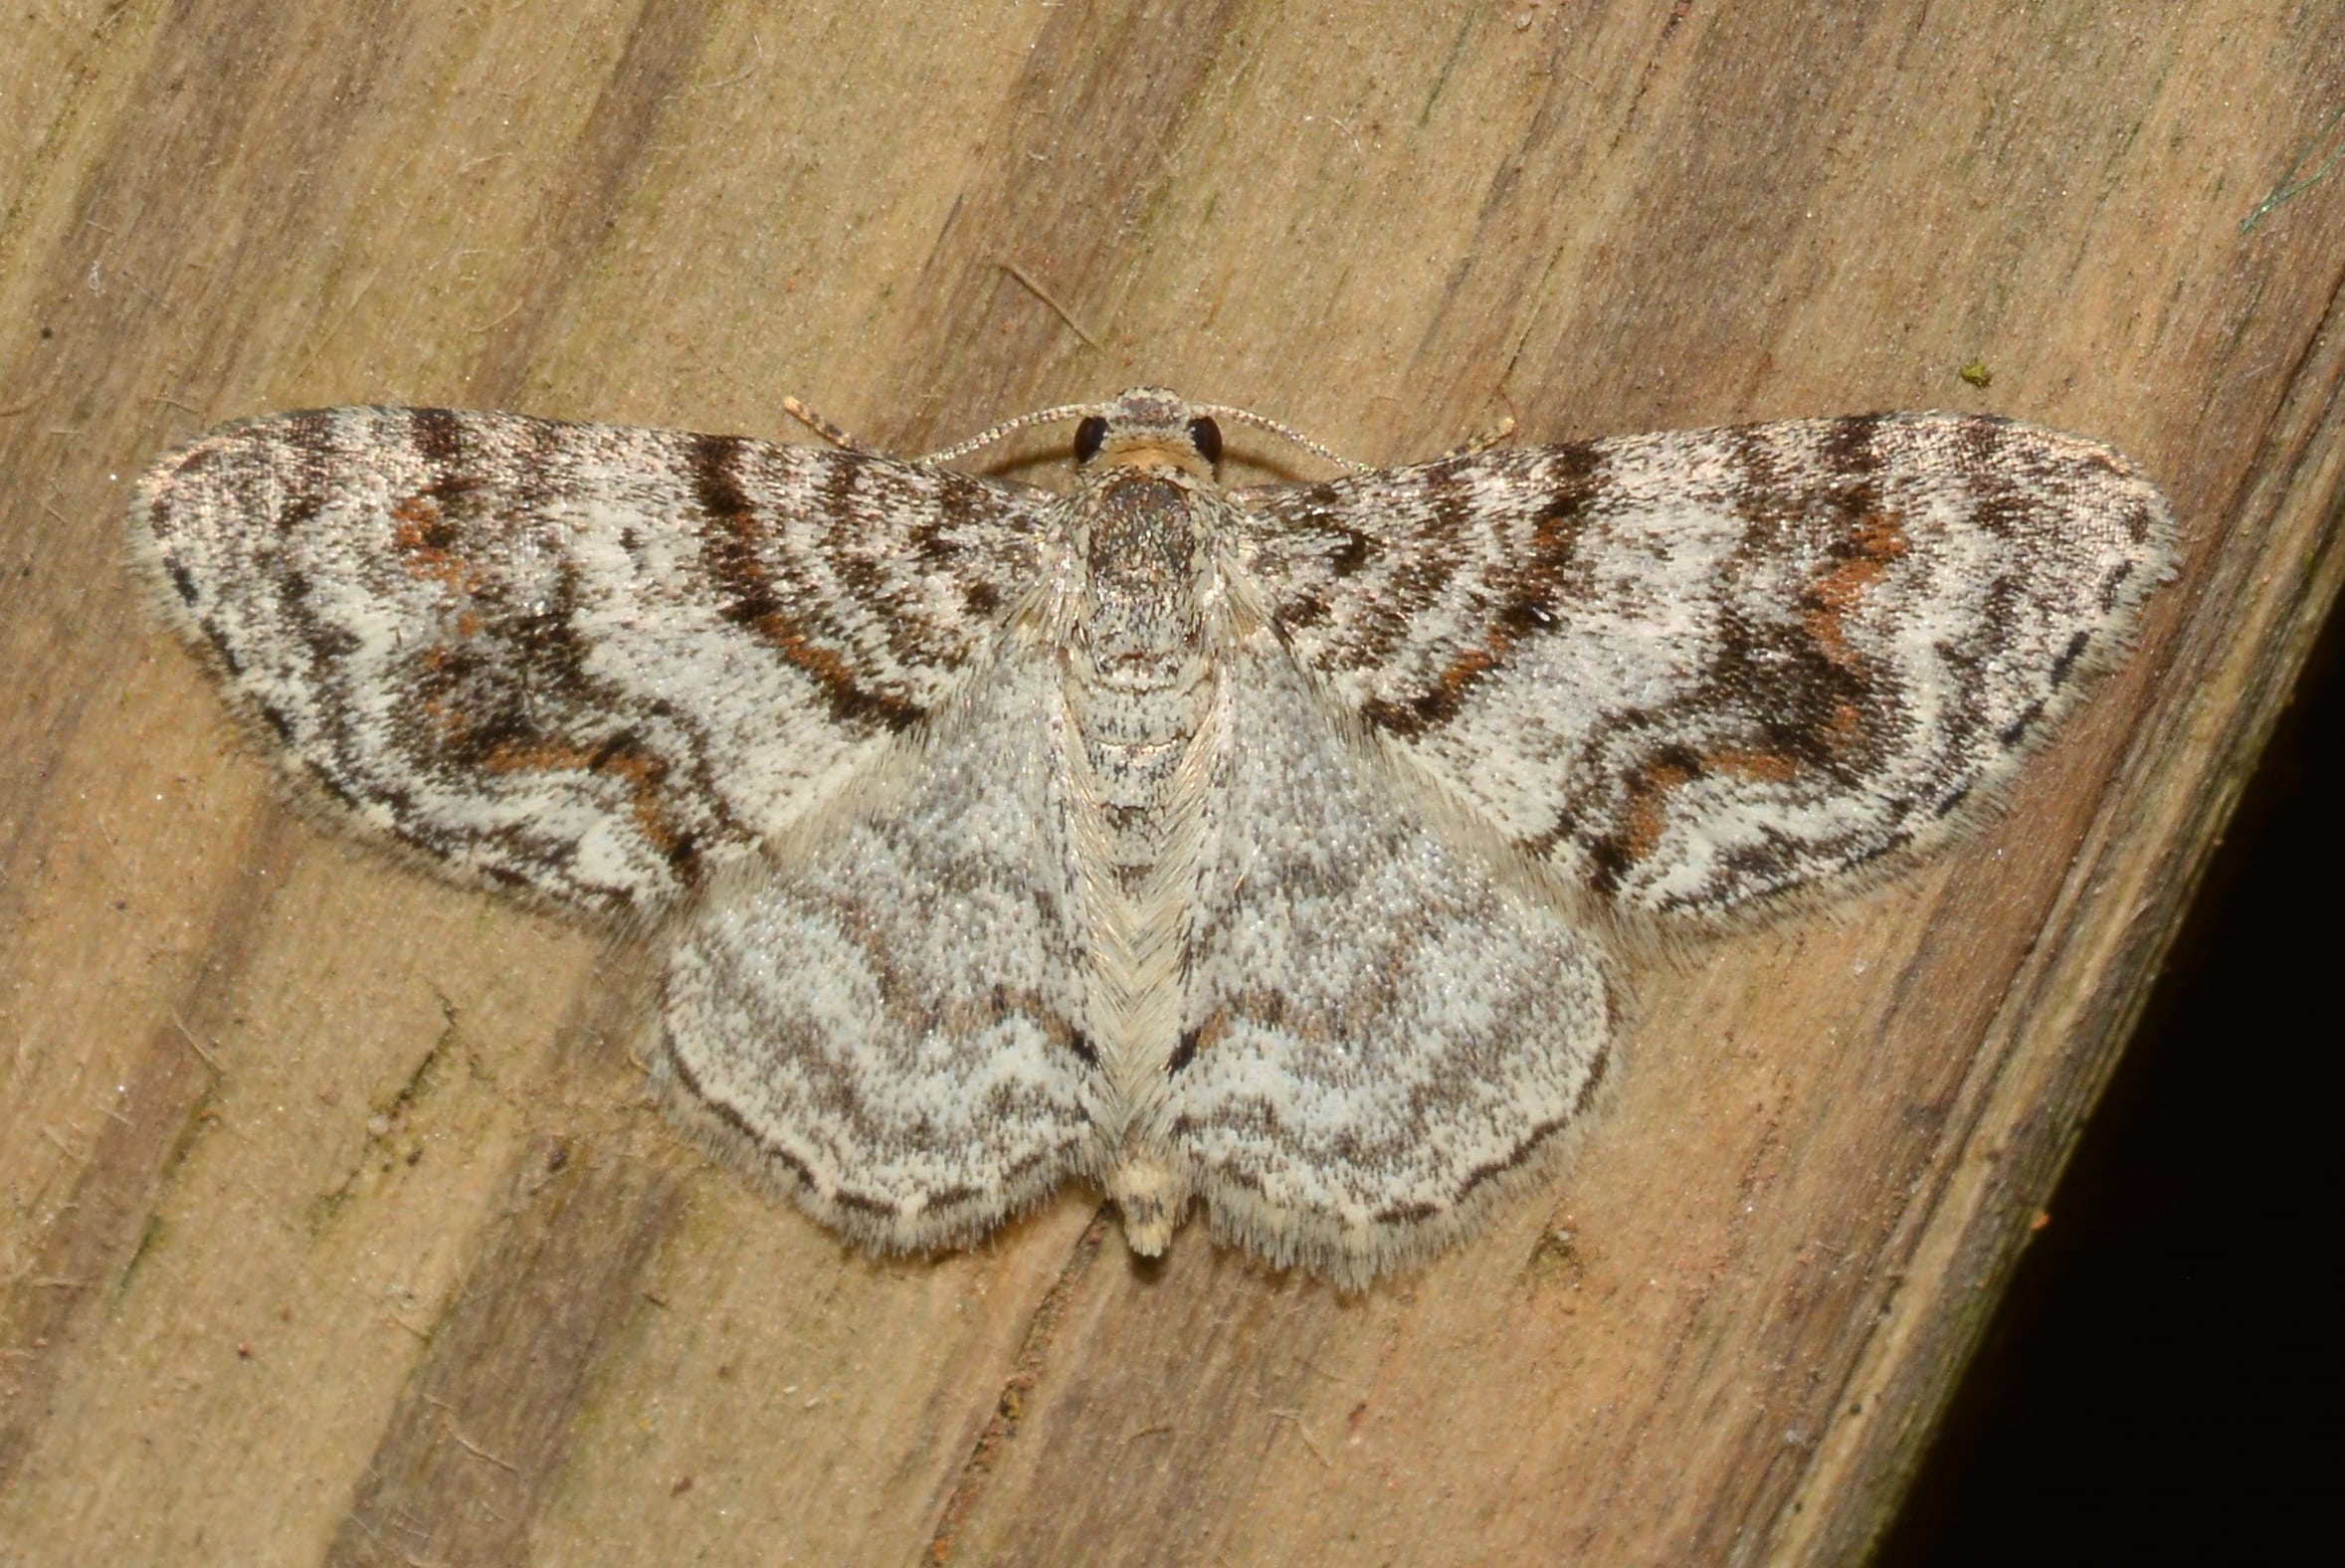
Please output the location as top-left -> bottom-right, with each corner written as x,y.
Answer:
1191,403 -> 1370,475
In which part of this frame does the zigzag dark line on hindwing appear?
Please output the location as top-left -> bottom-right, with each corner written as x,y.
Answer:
1371,1057 -> 1603,1224
688,434 -> 923,734
660,990 -> 1081,1227
661,1044 -> 886,1216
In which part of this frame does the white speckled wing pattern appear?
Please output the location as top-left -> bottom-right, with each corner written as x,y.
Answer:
657,646 -> 1097,1249
1172,637 -> 1612,1278
135,390 -> 2172,1286
137,406 -> 1042,914
1232,414 -> 2173,915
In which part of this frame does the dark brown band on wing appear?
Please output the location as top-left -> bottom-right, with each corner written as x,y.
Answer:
1547,422 -> 1932,902
380,539 -> 728,897
1356,446 -> 1608,739
688,433 -> 924,734
347,424 -> 745,903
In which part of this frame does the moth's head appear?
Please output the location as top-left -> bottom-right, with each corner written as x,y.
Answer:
1073,387 -> 1223,480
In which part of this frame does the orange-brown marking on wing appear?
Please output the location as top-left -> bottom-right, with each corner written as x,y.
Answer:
1183,1012 -> 1231,1057
1802,511 -> 1910,667
1699,746 -> 1801,783
412,642 -> 467,740
479,738 -> 687,859
1617,758 -> 1698,867
1612,747 -> 1802,873
1431,644 -> 1500,695
390,494 -> 489,596
1826,698 -> 1868,757
756,618 -> 863,692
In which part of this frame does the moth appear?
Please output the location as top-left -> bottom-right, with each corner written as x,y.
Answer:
134,387 -> 2172,1286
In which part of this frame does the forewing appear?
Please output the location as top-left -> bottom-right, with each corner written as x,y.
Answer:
136,407 -> 1043,915
1171,636 -> 1612,1287
1232,414 -> 2172,915
658,648 -> 1099,1251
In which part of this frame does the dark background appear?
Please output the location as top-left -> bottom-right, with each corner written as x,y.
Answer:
1880,601 -> 2337,1564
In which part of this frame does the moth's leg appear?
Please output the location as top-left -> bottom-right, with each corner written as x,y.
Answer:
779,395 -> 883,456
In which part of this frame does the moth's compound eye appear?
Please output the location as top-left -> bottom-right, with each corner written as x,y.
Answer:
1188,417 -> 1223,467
1074,416 -> 1108,464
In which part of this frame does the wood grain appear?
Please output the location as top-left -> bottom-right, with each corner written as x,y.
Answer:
3,3 -> 2339,1564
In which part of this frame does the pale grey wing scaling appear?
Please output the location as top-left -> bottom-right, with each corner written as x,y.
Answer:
659,646 -> 1100,1251
1230,413 -> 2173,916
1169,636 -> 1613,1287
134,407 -> 1046,915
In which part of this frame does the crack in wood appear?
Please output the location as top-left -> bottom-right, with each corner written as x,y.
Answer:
922,1211 -> 1112,1565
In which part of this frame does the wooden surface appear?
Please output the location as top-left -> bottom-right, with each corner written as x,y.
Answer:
3,4 -> 2339,1564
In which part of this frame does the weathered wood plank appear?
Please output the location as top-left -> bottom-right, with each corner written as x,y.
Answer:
3,3 -> 2339,1564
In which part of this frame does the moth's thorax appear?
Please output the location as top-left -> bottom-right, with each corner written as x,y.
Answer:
1065,387 -> 1226,663
1062,467 -> 1222,866
1075,472 -> 1213,671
